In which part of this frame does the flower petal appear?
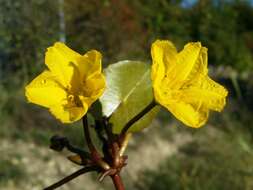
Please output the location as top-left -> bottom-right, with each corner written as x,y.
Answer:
166,101 -> 209,128
45,42 -> 81,88
76,50 -> 102,81
168,42 -> 202,89
49,102 -> 88,123
81,73 -> 106,107
151,40 -> 177,86
181,76 -> 228,112
25,70 -> 67,108
84,73 -> 105,96
185,47 -> 208,83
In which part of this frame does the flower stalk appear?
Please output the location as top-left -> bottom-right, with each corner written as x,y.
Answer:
111,174 -> 125,190
82,115 -> 110,170
120,100 -> 157,136
43,166 -> 99,190
45,114 -> 129,190
119,133 -> 132,157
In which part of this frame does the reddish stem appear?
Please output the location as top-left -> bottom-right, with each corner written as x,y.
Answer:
44,166 -> 98,190
111,174 -> 125,190
82,115 -> 110,170
82,115 -> 99,155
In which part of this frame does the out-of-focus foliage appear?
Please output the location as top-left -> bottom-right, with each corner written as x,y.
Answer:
0,0 -> 60,125
133,0 -> 253,71
0,159 -> 26,185
1,0 -> 253,87
0,0 -> 59,87
136,125 -> 253,190
65,0 -> 146,63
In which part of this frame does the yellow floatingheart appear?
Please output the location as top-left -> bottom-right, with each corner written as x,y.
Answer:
151,40 -> 228,128
25,42 -> 106,123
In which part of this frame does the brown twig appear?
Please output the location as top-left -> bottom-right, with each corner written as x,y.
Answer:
46,113 -> 131,190
43,166 -> 99,190
111,174 -> 125,190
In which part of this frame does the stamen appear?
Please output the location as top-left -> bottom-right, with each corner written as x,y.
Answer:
68,95 -> 75,102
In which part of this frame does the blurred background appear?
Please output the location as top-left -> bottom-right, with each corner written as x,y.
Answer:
1,0 -> 253,189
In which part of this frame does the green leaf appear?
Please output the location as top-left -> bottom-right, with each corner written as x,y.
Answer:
100,60 -> 159,134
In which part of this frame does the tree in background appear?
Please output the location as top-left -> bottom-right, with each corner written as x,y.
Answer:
1,0 -> 253,86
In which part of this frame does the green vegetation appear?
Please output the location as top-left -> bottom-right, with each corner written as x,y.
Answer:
137,124 -> 253,190
0,159 -> 26,185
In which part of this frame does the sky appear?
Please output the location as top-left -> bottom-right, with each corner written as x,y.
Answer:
181,0 -> 253,7
181,0 -> 197,8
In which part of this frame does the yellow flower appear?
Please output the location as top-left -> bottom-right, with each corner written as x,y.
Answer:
25,42 -> 106,123
151,40 -> 228,128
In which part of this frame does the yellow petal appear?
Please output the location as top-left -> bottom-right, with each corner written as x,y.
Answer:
185,47 -> 208,83
45,42 -> 81,88
166,101 -> 209,128
151,40 -> 177,86
81,73 -> 106,107
84,73 -> 105,96
76,50 -> 102,81
181,76 -> 228,112
168,42 -> 202,89
85,50 -> 102,73
49,102 -> 88,123
25,70 -> 67,108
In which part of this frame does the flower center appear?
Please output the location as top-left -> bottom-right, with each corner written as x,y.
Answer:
67,94 -> 75,102
67,94 -> 83,107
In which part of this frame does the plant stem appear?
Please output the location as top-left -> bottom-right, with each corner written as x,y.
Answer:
82,115 -> 98,154
44,166 -> 98,190
65,141 -> 91,159
111,174 -> 125,190
120,100 -> 157,136
119,133 -> 132,156
82,115 -> 110,170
